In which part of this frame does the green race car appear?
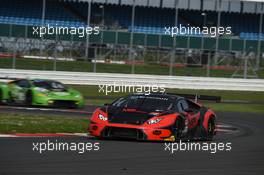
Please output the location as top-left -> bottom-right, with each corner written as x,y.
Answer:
0,79 -> 84,108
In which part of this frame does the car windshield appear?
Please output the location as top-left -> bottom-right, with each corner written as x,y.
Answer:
32,80 -> 68,91
112,95 -> 174,112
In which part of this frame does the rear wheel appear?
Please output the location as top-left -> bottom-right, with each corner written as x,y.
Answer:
25,91 -> 33,106
0,89 -> 3,103
207,117 -> 215,141
8,91 -> 14,104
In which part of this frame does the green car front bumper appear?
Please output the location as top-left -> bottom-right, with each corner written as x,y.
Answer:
32,92 -> 85,108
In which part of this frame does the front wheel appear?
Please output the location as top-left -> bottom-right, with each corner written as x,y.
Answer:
171,119 -> 183,141
0,89 -> 9,104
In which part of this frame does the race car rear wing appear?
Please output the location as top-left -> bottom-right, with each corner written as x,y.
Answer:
167,93 -> 221,103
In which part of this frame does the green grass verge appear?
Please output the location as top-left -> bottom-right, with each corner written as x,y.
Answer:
0,114 -> 89,133
1,57 -> 263,78
205,103 -> 264,114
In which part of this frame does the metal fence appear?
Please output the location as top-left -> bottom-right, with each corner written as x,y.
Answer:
0,24 -> 261,78
0,23 -> 263,52
0,0 -> 263,79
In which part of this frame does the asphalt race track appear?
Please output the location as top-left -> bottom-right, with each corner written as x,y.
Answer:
0,107 -> 263,174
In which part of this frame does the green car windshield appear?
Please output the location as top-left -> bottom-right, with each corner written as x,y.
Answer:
32,80 -> 68,91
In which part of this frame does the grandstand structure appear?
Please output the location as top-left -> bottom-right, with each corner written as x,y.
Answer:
0,0 -> 263,77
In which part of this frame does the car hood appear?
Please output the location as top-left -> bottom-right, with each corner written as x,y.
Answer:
106,106 -> 164,125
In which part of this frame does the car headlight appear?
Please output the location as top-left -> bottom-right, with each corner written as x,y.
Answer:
147,118 -> 163,125
98,114 -> 107,121
75,94 -> 82,98
36,92 -> 47,97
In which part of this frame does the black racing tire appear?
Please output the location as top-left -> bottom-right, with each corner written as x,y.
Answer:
171,119 -> 183,140
8,91 -> 14,104
207,117 -> 215,141
0,89 -> 10,105
94,136 -> 104,141
0,89 -> 2,103
25,90 -> 33,106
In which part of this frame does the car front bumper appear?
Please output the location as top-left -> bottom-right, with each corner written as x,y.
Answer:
89,122 -> 173,141
32,96 -> 84,108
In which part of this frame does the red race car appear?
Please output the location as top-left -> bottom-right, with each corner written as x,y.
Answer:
89,93 -> 219,141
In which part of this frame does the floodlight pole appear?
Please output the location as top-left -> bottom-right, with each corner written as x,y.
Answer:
54,32 -> 58,71
41,0 -> 46,28
12,40 -> 16,69
85,1 -> 91,62
257,3 -> 263,71
207,52 -> 211,77
114,30 -> 118,60
200,12 -> 207,64
40,0 -> 46,56
96,5 -> 105,72
130,0 -> 136,74
215,0 -> 222,65
70,33 -> 73,59
170,0 -> 179,76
